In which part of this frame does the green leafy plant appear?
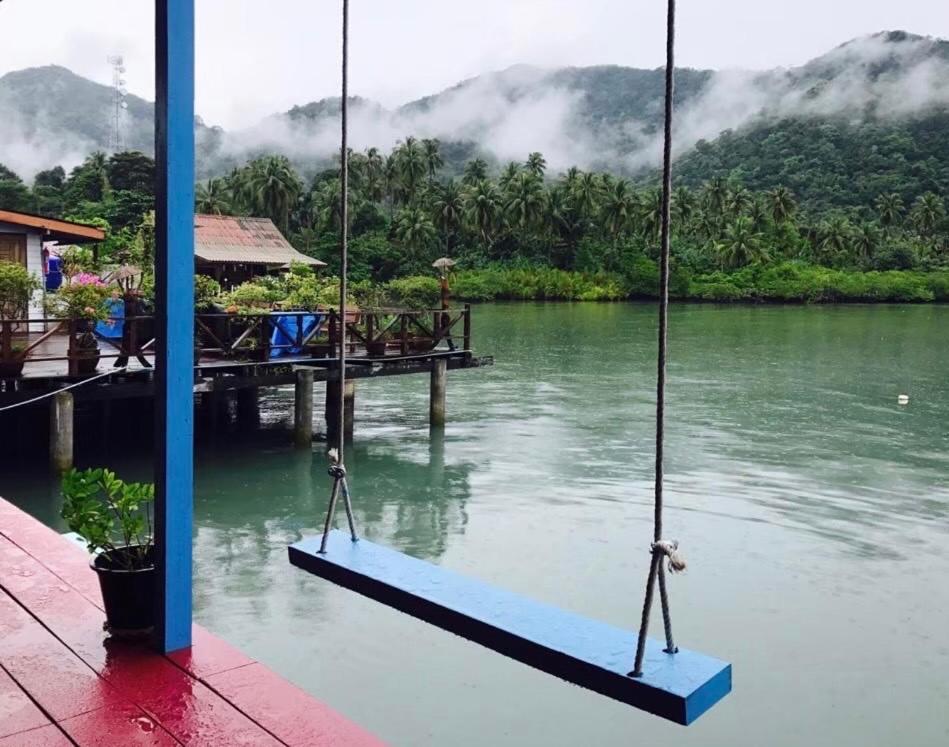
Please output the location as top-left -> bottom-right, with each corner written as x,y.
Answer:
61,468 -> 155,570
0,260 -> 40,326
194,274 -> 222,310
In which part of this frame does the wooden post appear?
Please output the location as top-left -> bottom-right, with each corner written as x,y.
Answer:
430,358 -> 447,428
236,387 -> 259,429
294,369 -> 314,448
50,390 -> 74,473
463,304 -> 472,351
325,378 -> 356,444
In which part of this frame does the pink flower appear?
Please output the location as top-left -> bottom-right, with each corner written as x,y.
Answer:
83,306 -> 97,317
70,273 -> 105,287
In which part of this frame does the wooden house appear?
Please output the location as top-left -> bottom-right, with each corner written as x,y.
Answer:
194,214 -> 325,288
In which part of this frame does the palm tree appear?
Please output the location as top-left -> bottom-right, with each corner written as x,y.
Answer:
910,192 -> 945,236
875,193 -> 905,231
767,187 -> 796,224
672,186 -> 695,229
601,179 -> 637,243
364,147 -> 386,203
431,180 -> 464,252
852,223 -> 882,265
717,217 -> 768,269
463,179 -> 501,250
462,158 -> 489,186
421,139 -> 444,184
729,187 -> 753,218
504,172 -> 545,233
195,178 -> 231,214
639,188 -> 664,242
703,177 -> 730,218
571,172 -> 602,221
817,216 -> 853,263
393,206 -> 437,251
525,152 -> 547,179
498,162 -> 522,192
245,156 -> 302,234
394,137 -> 426,202
747,198 -> 770,233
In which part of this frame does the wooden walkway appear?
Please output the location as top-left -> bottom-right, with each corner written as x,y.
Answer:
0,497 -> 384,746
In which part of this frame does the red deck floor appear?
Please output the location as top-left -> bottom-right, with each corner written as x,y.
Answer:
0,497 -> 385,746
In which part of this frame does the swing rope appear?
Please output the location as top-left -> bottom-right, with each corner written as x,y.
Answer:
631,0 -> 682,679
319,0 -> 358,553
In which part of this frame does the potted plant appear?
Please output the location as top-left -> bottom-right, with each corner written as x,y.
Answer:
48,272 -> 111,375
61,468 -> 156,636
0,260 -> 41,378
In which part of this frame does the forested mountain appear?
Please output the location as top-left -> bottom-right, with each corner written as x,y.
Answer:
1,31 -> 947,217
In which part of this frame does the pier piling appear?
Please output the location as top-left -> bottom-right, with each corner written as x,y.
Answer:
50,390 -> 74,473
430,358 -> 447,428
294,369 -> 315,447
326,379 -> 356,444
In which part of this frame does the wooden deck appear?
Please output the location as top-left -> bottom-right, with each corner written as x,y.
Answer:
0,497 -> 384,746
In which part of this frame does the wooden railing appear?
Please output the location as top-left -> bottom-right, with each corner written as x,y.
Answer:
0,305 -> 472,377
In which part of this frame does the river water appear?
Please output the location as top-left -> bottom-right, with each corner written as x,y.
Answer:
4,303 -> 949,746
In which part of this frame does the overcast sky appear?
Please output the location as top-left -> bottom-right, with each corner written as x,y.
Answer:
1,1 -> 947,129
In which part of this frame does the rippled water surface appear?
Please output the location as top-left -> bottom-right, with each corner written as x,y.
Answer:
6,303 -> 949,746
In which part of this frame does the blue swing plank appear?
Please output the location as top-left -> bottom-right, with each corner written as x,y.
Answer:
289,530 -> 731,725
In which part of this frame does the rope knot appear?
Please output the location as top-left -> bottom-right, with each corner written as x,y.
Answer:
651,540 -> 686,574
327,448 -> 346,479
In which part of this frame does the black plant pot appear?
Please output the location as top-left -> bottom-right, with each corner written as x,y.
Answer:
365,340 -> 388,357
0,358 -> 25,378
91,545 -> 156,636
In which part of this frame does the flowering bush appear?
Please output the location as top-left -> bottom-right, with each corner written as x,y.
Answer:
48,273 -> 112,321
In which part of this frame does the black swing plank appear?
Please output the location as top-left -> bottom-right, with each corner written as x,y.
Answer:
289,530 -> 731,725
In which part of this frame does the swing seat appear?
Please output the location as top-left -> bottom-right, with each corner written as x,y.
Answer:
289,530 -> 731,725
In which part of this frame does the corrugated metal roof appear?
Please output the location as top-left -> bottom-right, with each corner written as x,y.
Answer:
194,215 -> 326,266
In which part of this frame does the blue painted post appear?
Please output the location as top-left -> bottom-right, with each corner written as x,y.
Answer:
154,0 -> 195,653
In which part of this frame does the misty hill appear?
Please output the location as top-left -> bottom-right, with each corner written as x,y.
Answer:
1,30 -> 948,212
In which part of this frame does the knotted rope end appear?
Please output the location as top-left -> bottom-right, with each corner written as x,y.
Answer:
652,539 -> 687,574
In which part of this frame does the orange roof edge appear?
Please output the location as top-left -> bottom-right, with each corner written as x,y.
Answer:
0,209 -> 106,242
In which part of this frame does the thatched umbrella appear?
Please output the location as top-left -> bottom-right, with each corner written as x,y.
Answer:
432,257 -> 456,274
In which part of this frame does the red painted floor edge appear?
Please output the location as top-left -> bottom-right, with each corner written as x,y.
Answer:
0,497 -> 386,746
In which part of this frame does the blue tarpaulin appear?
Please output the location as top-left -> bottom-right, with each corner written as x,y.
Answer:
269,312 -> 325,358
95,298 -> 125,340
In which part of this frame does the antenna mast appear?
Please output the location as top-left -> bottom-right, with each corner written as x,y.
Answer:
107,55 -> 128,153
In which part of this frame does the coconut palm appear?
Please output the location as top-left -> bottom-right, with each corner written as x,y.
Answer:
767,187 -> 797,224
875,192 -> 905,231
421,139 -> 443,183
672,186 -> 696,228
817,216 -> 853,263
504,172 -> 545,233
462,158 -> 489,187
703,177 -> 730,217
525,152 -> 547,179
729,187 -> 754,218
364,147 -> 386,203
717,217 -> 768,269
910,192 -> 945,236
394,137 -> 426,202
431,180 -> 464,252
195,178 -> 231,215
463,179 -> 502,250
570,172 -> 602,221
245,156 -> 302,234
852,223 -> 882,264
393,206 -> 437,250
498,162 -> 522,193
600,179 -> 637,242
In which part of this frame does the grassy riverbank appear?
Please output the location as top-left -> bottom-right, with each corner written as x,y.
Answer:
385,262 -> 949,305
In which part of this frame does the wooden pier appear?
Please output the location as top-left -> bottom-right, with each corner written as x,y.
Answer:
0,497 -> 384,745
0,307 -> 493,469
